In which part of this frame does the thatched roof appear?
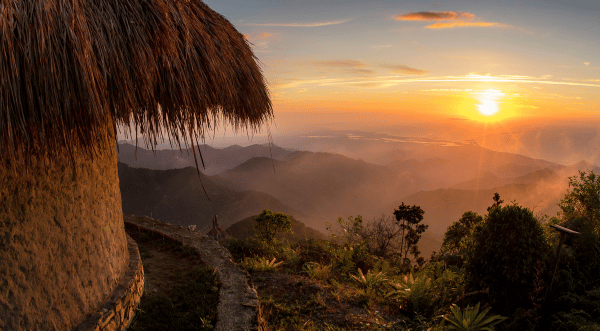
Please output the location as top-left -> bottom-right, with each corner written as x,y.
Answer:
0,0 -> 272,158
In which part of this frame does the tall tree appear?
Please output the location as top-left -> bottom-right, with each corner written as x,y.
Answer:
394,203 -> 428,264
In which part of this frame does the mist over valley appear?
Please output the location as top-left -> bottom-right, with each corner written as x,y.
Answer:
117,129 -> 599,256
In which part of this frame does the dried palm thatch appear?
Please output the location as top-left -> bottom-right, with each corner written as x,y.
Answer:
0,0 -> 272,160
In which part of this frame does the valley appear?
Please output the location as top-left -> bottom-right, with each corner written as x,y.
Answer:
117,132 -> 598,256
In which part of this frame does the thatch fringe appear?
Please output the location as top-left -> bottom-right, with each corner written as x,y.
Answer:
0,0 -> 272,159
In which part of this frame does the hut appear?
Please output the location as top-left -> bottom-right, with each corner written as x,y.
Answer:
0,0 -> 272,330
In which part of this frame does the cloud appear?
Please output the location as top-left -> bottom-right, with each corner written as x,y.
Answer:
394,10 -> 505,29
584,62 -> 590,66
244,32 -> 278,40
270,73 -> 600,93
426,21 -> 504,29
244,18 -> 352,27
243,32 -> 279,53
257,32 -> 274,39
395,11 -> 475,21
314,60 -> 367,68
313,60 -> 375,75
370,44 -> 394,49
381,64 -> 429,75
421,88 -> 473,92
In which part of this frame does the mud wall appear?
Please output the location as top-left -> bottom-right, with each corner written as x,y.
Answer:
75,235 -> 144,331
0,133 -> 128,330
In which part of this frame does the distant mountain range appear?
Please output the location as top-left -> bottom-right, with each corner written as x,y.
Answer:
117,138 -> 599,255
117,142 -> 291,175
214,151 -> 416,231
118,162 -> 301,230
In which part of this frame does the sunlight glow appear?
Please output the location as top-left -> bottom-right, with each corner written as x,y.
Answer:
475,89 -> 504,116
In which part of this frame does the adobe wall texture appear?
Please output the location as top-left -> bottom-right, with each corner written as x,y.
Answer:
75,235 -> 144,331
0,133 -> 129,331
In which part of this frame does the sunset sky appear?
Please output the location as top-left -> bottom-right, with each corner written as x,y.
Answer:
200,0 -> 600,139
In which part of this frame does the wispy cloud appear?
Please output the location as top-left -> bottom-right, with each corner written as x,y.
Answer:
370,44 -> 394,50
421,88 -> 473,92
381,64 -> 429,75
395,11 -> 475,21
313,60 -> 374,75
244,18 -> 352,27
584,62 -> 590,66
426,22 -> 505,29
244,32 -> 278,40
313,60 -> 367,68
394,10 -> 505,29
243,32 -> 279,53
271,73 -> 600,91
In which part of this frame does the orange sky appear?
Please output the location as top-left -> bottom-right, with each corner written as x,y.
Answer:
199,0 -> 600,134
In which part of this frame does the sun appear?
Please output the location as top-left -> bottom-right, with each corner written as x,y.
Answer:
476,89 -> 504,116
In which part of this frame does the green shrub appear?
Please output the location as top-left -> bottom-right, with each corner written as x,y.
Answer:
549,309 -> 600,331
331,246 -> 356,278
326,215 -> 366,249
253,209 -> 292,245
350,268 -> 388,292
387,262 -> 463,317
441,302 -> 507,331
291,239 -> 336,268
442,211 -> 483,255
220,237 -> 280,262
241,256 -> 283,273
464,203 -> 550,313
302,262 -> 332,280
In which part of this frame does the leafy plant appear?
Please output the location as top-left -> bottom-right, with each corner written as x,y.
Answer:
302,262 -> 332,280
241,256 -> 283,273
442,303 -> 507,331
331,246 -> 356,277
350,267 -> 388,291
387,262 -> 463,318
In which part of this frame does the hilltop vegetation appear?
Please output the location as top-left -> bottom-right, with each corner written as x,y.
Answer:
227,214 -> 328,242
220,172 -> 600,330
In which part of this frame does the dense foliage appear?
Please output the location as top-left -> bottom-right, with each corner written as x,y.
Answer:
464,203 -> 550,314
218,173 -> 600,330
441,211 -> 483,255
253,209 -> 293,244
558,171 -> 600,231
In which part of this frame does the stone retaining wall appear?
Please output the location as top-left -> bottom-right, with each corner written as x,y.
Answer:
123,215 -> 267,331
75,235 -> 144,331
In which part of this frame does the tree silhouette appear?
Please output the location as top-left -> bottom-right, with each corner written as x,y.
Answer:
394,202 -> 428,264
487,192 -> 504,211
